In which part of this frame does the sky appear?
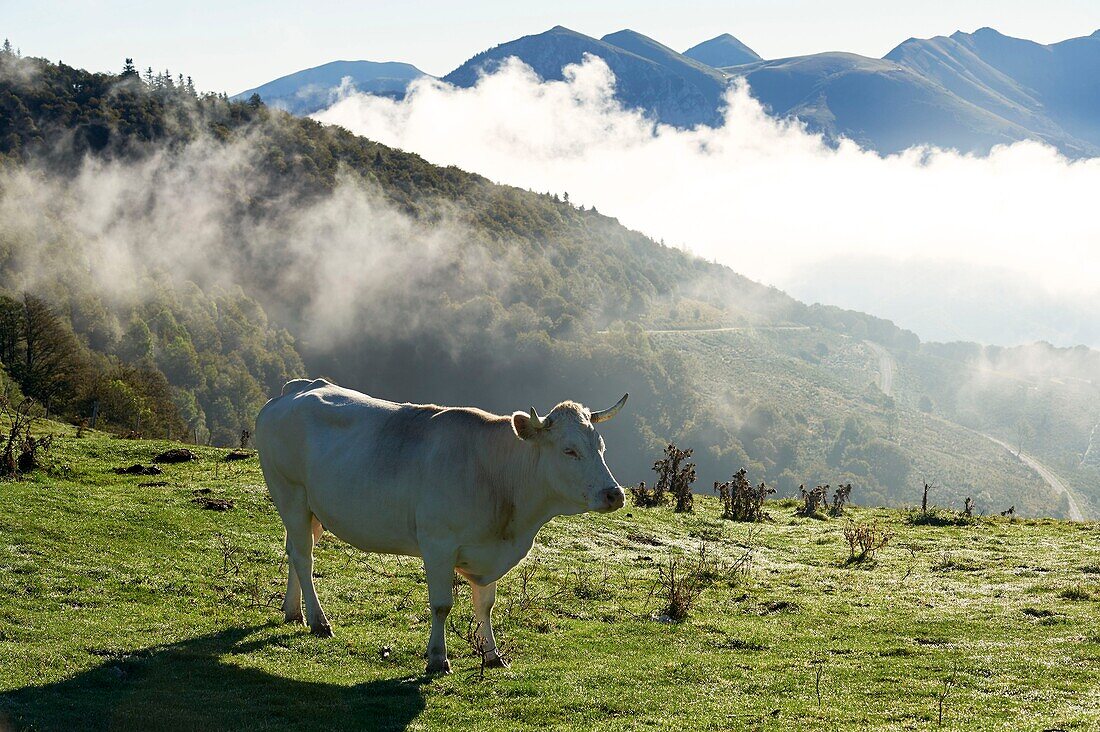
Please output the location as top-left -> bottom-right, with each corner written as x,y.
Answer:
4,0 -> 1100,94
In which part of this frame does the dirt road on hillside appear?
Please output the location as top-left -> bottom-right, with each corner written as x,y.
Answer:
979,433 -> 1086,521
864,341 -> 896,397
641,325 -> 811,335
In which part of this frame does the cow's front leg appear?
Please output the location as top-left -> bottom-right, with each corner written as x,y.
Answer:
471,581 -> 508,668
422,549 -> 456,674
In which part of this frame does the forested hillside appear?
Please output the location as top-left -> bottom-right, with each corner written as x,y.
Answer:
0,45 -> 1089,517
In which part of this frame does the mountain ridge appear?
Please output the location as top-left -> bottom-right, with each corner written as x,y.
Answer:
232,59 -> 428,114
240,24 -> 1100,156
442,25 -> 727,127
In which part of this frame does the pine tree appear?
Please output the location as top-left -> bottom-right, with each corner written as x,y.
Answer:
121,58 -> 138,78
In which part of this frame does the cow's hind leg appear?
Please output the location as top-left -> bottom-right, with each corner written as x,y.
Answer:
286,511 -> 332,637
282,517 -> 324,625
471,581 -> 508,668
283,531 -> 304,625
422,547 -> 457,674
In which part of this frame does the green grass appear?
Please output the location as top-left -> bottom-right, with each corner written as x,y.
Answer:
2,424 -> 1099,730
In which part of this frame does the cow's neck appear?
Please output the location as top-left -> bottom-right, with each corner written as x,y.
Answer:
487,424 -> 578,537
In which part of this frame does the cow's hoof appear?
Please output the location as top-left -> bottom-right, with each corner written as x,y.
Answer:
284,614 -> 305,626
425,658 -> 451,675
485,653 -> 510,669
310,622 -> 334,638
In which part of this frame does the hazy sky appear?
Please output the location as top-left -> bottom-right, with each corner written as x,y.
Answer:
5,0 -> 1100,94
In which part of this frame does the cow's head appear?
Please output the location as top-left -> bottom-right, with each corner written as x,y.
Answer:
512,394 -> 628,513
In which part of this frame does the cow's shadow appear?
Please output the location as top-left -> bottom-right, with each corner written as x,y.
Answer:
0,625 -> 427,731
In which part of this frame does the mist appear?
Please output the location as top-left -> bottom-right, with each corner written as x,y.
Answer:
315,56 -> 1100,347
0,138 -> 509,354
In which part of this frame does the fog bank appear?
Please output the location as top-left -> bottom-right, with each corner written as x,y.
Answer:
316,56 -> 1100,346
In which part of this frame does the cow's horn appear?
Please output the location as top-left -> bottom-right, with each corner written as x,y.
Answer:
528,407 -> 545,430
590,393 -> 628,424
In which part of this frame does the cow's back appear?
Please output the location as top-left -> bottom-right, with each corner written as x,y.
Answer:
256,379 -> 506,556
257,378 -> 398,481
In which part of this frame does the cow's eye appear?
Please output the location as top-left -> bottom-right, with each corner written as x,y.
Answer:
563,448 -> 580,459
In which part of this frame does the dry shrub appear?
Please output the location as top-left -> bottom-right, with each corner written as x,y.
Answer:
629,480 -> 666,508
843,521 -> 892,563
0,396 -> 51,477
211,532 -> 281,609
798,483 -> 853,518
654,539 -> 752,622
829,483 -> 852,517
798,484 -> 829,516
656,555 -> 706,622
651,443 -> 696,513
716,468 -> 774,522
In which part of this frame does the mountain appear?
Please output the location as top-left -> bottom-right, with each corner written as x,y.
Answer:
726,52 -> 1052,154
886,27 -> 1100,153
232,60 -> 428,114
443,26 -> 728,127
234,26 -> 1100,155
2,49 -> 1097,518
683,33 -> 761,67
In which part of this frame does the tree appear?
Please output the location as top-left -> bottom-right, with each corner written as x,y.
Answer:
121,58 -> 138,78
0,295 -> 23,366
119,318 -> 154,362
828,416 -> 866,467
13,295 -> 83,408
1014,418 -> 1035,457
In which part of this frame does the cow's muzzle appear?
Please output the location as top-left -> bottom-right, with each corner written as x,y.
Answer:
596,486 -> 626,512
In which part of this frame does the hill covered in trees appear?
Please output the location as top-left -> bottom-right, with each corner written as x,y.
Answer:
0,45 -> 1093,517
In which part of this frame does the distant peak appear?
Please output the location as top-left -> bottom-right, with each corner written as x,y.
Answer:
601,29 -> 652,42
953,26 -> 1004,39
683,33 -> 762,66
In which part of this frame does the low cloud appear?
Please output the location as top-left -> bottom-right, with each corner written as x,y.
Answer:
0,135 -> 507,352
316,56 -> 1100,346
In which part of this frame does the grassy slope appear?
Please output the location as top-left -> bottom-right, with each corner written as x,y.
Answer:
902,348 -> 1100,514
653,327 -> 1058,516
2,425 -> 1099,731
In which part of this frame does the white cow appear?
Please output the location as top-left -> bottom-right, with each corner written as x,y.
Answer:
254,378 -> 628,673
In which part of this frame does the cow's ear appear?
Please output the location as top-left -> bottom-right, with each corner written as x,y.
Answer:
512,410 -> 544,440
